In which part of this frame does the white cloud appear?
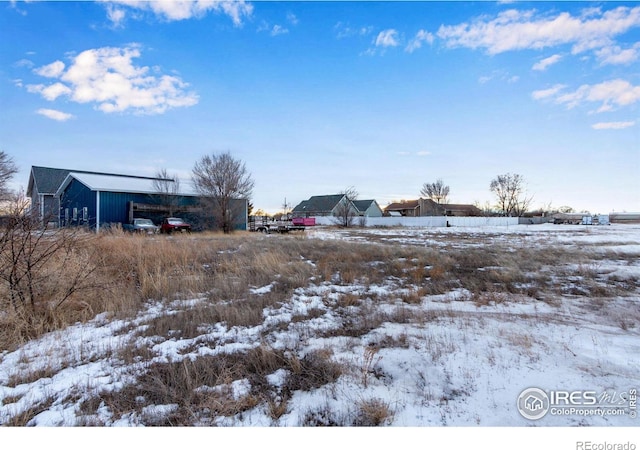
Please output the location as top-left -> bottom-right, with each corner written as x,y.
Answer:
257,21 -> 289,37
27,45 -> 199,115
375,29 -> 399,48
532,54 -> 562,71
9,0 -> 28,16
217,1 -> 254,27
335,22 -> 373,39
13,58 -> 34,69
41,83 -> 73,101
270,25 -> 289,36
534,79 -> 640,112
437,6 -> 640,56
106,4 -> 126,28
595,43 -> 640,65
34,60 -> 65,78
104,0 -> 253,26
531,84 -> 567,100
405,30 -> 434,53
591,121 -> 635,130
287,12 -> 298,25
36,108 -> 74,122
479,70 -> 519,85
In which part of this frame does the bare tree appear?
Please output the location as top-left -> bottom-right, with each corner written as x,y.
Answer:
152,168 -> 181,217
333,186 -> 359,228
0,151 -> 18,201
192,152 -> 254,233
0,192 -> 99,327
420,179 -> 450,204
489,173 -> 533,217
474,200 -> 495,217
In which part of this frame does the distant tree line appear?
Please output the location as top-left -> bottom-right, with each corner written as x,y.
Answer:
417,173 -> 535,217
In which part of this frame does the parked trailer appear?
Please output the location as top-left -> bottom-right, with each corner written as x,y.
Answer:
248,216 -> 314,234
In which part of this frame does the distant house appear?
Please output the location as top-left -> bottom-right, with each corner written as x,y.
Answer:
292,195 -> 384,218
440,203 -> 483,217
385,200 -> 421,217
292,194 -> 357,217
384,198 -> 482,217
352,200 -> 384,217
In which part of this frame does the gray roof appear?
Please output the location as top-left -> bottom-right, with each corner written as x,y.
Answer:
28,166 -> 75,197
292,194 -> 346,213
352,200 -> 379,213
28,166 -> 170,198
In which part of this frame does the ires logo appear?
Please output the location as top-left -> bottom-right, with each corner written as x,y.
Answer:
517,388 -> 637,421
550,390 -> 598,405
517,388 -> 550,420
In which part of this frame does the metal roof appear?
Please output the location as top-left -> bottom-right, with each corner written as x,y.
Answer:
56,172 -> 197,197
28,166 -> 169,197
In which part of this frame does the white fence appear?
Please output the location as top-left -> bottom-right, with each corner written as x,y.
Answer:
311,216 -> 519,228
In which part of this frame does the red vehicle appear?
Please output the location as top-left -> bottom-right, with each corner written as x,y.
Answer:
161,217 -> 192,234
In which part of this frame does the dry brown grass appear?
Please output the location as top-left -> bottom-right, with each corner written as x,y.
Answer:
2,226 -> 637,425
0,397 -> 56,426
353,398 -> 395,426
80,344 -> 343,425
2,227 -> 631,353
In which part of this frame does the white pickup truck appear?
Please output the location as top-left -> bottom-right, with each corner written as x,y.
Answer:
123,218 -> 159,234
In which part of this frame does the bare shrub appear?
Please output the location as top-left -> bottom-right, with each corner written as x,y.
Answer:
325,305 -> 386,338
376,333 -> 410,349
301,403 -> 346,426
400,289 -> 423,304
266,393 -> 290,421
352,398 -> 394,426
0,217 -> 105,349
473,291 -> 509,307
285,348 -> 343,392
336,292 -> 361,308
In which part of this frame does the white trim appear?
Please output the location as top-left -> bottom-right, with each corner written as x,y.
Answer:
39,193 -> 45,224
96,190 -> 100,232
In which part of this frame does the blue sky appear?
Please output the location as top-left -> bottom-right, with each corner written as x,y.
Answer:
1,1 -> 639,214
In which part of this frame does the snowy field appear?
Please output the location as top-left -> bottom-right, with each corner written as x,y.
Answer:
0,224 -> 638,443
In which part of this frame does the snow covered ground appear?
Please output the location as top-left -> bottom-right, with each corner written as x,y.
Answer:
0,224 -> 638,445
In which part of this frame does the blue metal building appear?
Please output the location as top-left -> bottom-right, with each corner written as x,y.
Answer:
54,171 -> 248,232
